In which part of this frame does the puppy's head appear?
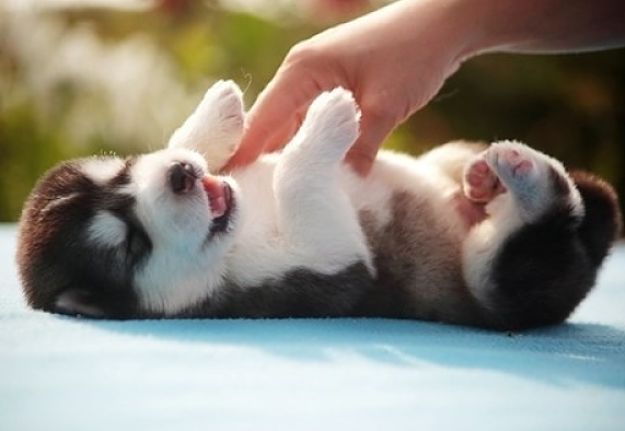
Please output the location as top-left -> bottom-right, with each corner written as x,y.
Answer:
17,150 -> 240,318
17,80 -> 245,318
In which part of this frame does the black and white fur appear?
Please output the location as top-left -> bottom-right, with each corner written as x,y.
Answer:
17,81 -> 622,330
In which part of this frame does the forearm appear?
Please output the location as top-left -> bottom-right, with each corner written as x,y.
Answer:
455,0 -> 625,56
344,0 -> 625,85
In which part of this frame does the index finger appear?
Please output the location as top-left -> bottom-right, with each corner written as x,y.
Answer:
345,106 -> 396,176
222,72 -> 316,172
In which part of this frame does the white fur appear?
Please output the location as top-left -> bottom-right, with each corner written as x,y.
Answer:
39,192 -> 80,217
88,211 -> 127,247
81,157 -> 125,185
128,148 -> 240,312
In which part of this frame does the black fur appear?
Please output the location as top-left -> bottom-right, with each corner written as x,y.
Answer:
181,262 -> 374,318
17,158 -> 145,318
485,169 -> 622,330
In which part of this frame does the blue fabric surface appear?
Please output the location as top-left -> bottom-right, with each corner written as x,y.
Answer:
1,223 -> 624,430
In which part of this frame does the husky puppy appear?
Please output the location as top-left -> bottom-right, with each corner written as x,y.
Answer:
17,81 -> 622,330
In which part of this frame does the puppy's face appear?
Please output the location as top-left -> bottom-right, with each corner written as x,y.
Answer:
17,149 -> 240,318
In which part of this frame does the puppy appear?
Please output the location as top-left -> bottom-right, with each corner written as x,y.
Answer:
16,81 -> 622,330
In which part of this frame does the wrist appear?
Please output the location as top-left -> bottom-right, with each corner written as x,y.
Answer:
438,0 -> 513,61
450,0 -> 625,56
456,0 -> 540,55
380,0 -> 485,69
439,0 -> 562,58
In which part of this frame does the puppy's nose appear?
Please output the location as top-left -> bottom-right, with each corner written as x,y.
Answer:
169,162 -> 197,194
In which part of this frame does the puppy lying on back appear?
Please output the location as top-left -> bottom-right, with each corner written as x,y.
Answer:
17,81 -> 622,330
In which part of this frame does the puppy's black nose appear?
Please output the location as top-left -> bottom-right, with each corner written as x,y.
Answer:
169,162 -> 197,194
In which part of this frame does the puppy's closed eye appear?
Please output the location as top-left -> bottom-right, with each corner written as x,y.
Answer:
124,223 -> 152,266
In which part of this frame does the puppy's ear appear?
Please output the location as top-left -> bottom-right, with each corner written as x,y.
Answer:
54,289 -> 106,318
168,80 -> 244,171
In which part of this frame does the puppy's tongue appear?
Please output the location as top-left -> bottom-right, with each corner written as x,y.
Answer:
202,175 -> 227,218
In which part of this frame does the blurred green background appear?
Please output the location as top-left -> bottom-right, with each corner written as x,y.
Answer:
1,0 -> 624,222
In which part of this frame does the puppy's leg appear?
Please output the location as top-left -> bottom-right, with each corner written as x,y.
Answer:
168,80 -> 244,171
462,141 -> 588,329
274,88 -> 374,276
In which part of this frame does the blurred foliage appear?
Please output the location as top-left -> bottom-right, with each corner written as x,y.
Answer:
0,2 -> 624,222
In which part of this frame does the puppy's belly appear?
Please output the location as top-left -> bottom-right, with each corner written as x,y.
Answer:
352,156 -> 482,324
230,151 -> 481,323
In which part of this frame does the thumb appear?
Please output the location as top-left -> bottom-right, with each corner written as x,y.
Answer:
345,108 -> 396,176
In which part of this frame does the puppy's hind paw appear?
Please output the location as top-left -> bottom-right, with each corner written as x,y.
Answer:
205,80 -> 245,132
481,140 -> 580,219
484,141 -> 542,195
463,157 -> 505,203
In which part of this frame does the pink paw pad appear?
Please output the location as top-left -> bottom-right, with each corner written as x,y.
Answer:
500,148 -> 534,176
464,159 -> 505,203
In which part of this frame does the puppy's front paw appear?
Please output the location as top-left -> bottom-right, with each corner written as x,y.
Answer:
169,80 -> 244,171
294,88 -> 360,162
206,80 -> 245,136
196,80 -> 244,157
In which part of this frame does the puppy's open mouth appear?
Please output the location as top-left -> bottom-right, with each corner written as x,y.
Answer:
202,176 -> 235,236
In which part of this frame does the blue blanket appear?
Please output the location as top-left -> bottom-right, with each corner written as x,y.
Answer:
1,223 -> 624,430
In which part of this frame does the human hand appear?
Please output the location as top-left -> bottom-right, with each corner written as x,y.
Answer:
224,0 -> 625,175
223,0 -> 475,175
